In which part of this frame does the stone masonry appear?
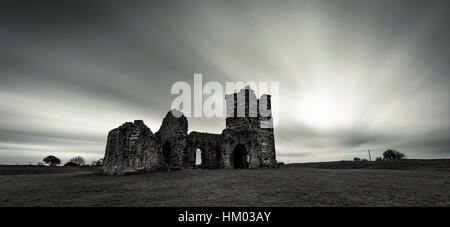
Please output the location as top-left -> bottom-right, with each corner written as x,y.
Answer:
102,87 -> 277,175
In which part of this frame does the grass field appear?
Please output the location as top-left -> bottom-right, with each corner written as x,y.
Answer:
0,160 -> 449,207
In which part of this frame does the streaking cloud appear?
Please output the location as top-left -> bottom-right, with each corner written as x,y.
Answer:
0,0 -> 449,164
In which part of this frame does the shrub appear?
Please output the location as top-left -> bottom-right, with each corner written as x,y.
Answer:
91,159 -> 103,167
64,162 -> 79,167
382,149 -> 407,160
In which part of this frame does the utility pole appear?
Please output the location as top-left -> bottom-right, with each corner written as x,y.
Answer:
368,149 -> 372,161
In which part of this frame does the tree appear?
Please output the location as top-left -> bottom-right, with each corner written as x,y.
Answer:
91,159 -> 103,167
353,157 -> 361,162
43,155 -> 61,166
382,149 -> 407,160
69,156 -> 86,166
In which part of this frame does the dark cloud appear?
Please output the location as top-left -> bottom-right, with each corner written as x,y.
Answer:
0,128 -> 103,144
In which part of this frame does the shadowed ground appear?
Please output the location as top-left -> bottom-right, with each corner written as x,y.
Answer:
0,160 -> 449,207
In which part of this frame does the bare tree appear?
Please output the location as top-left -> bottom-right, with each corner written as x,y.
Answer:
69,156 -> 86,166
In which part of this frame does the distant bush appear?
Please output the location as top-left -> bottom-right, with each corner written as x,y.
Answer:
91,159 -> 103,167
375,157 -> 383,161
353,157 -> 361,162
276,162 -> 285,168
43,155 -> 61,166
69,156 -> 86,166
64,162 -> 79,167
382,149 -> 407,160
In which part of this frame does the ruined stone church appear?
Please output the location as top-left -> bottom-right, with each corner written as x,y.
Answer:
102,86 -> 277,175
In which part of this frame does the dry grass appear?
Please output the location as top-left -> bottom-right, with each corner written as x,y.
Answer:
0,160 -> 449,207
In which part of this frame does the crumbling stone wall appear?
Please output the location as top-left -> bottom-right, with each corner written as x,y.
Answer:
257,128 -> 277,167
155,110 -> 188,169
256,94 -> 277,167
186,132 -> 224,169
102,120 -> 161,175
102,87 -> 277,175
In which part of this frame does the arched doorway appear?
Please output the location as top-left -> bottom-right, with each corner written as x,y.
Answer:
232,144 -> 248,169
195,148 -> 202,167
162,142 -> 171,166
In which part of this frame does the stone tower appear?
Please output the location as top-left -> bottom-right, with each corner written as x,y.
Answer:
222,86 -> 277,168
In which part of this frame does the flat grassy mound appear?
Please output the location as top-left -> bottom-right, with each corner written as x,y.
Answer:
285,159 -> 450,170
0,160 -> 449,207
0,165 -> 100,175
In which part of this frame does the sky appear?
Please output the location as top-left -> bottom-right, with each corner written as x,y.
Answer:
1,0 -> 450,164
